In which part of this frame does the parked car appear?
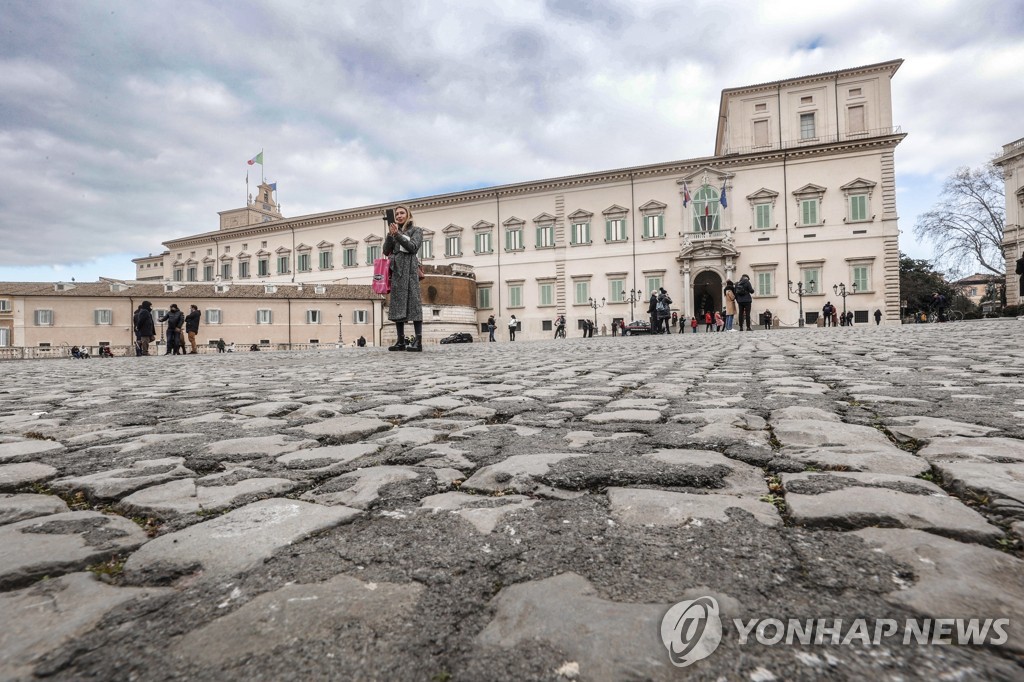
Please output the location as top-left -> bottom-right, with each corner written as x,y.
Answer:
439,332 -> 474,344
623,320 -> 652,335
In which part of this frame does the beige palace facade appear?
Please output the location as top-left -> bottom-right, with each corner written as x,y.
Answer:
134,60 -> 905,340
997,137 -> 1024,306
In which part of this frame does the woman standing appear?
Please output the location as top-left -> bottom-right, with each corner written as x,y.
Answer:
723,280 -> 737,331
383,205 -> 424,351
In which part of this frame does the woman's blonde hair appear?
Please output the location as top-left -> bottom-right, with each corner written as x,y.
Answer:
394,204 -> 413,228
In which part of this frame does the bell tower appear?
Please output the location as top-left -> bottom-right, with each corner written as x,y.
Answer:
218,181 -> 284,230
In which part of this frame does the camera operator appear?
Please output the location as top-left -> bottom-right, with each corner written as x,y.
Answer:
383,205 -> 424,351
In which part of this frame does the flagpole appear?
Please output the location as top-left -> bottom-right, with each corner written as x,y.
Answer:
245,169 -> 249,206
261,148 -> 265,184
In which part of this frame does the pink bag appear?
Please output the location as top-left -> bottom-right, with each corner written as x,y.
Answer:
372,257 -> 391,294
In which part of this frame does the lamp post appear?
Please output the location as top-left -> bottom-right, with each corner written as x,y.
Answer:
588,296 -> 606,335
338,314 -> 344,346
622,289 -> 643,322
832,282 -> 856,326
788,279 -> 815,327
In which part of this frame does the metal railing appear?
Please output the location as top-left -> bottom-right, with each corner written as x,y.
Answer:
723,126 -> 903,157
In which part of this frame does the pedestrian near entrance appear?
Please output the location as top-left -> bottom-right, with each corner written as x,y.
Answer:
656,288 -> 672,333
508,315 -> 518,341
217,338 -> 226,353
704,310 -> 713,333
845,311 -> 854,326
874,309 -> 882,325
823,302 -> 834,327
135,301 -> 156,355
735,274 -> 754,331
714,311 -> 723,332
690,316 -> 698,333
488,315 -> 496,342
185,305 -> 201,354
648,291 -> 659,334
159,304 -> 185,355
724,280 -> 737,331
762,308 -> 773,330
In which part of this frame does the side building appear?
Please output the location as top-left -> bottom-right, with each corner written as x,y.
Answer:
135,60 -> 906,337
996,137 -> 1024,306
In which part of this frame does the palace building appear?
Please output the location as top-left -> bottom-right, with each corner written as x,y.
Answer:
129,59 -> 905,340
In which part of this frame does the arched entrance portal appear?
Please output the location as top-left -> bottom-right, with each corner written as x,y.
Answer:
693,271 -> 723,317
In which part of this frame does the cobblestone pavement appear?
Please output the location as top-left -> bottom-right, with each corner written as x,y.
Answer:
1,321 -> 1023,681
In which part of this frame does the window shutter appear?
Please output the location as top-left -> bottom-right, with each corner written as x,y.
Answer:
94,310 -> 101,325
658,215 -> 664,236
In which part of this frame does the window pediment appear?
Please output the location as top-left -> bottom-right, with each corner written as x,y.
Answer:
532,213 -> 556,226
219,254 -> 233,261
502,216 -> 525,229
341,237 -> 359,246
839,178 -> 877,197
255,250 -> 270,257
172,259 -> 185,267
680,166 -> 731,183
746,188 -> 780,204
419,228 -> 435,237
236,252 -> 251,259
602,204 -> 629,218
295,243 -> 312,252
185,258 -> 198,265
202,256 -> 215,264
275,246 -> 291,254
364,234 -> 383,244
472,220 -> 494,232
792,183 -> 827,197
442,223 -> 464,235
567,209 -> 593,222
316,240 -> 334,249
638,200 -> 667,216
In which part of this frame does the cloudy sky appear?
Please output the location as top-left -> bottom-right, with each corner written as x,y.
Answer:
1,0 -> 1022,282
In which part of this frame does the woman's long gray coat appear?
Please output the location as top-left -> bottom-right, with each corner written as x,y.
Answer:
383,223 -> 424,322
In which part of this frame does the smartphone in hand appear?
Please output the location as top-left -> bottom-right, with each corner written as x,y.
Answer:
384,208 -> 396,224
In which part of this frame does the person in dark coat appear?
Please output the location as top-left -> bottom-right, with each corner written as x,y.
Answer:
159,304 -> 185,355
383,205 -> 424,351
648,291 -> 659,333
874,309 -> 882,325
735,274 -> 754,331
135,301 -> 156,355
185,305 -> 201,354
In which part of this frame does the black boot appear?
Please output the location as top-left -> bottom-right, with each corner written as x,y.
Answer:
406,335 -> 422,352
388,338 -> 406,351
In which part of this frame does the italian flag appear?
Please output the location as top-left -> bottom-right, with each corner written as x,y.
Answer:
247,152 -> 263,166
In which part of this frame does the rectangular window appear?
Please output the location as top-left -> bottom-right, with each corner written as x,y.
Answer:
446,235 -> 461,257
574,280 -> 590,304
354,310 -> 368,324
854,310 -> 869,324
205,309 -> 221,324
277,255 -> 290,274
258,259 -> 270,277
366,245 -> 381,264
753,119 -> 769,147
173,268 -> 183,282
606,219 -> 627,242
542,320 -> 552,331
800,112 -> 816,139
478,286 -> 491,309
802,268 -> 820,294
221,263 -> 232,280
34,309 -> 54,326
94,309 -> 112,325
508,284 -> 523,308
0,299 -> 11,312
420,239 -> 433,259
0,327 -> 9,347
801,199 -> 818,226
306,310 -> 321,324
203,264 -> 213,281
297,253 -> 310,272
849,195 -> 868,222
571,222 -> 590,245
643,215 -> 664,238
853,266 -> 870,292
609,279 -> 625,303
755,204 -> 772,229
239,261 -> 250,278
849,105 -> 865,133
343,248 -> 357,267
645,276 -> 662,296
506,229 -> 523,251
187,267 -> 197,282
256,309 -> 273,324
539,283 -> 554,306
475,231 -> 492,254
757,272 -> 773,296
319,251 -> 332,270
536,225 -> 554,247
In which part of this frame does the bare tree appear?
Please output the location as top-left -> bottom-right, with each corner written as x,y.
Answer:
913,163 -> 1005,276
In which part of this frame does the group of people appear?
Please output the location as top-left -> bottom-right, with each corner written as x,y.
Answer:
821,302 -> 859,326
132,301 -> 207,356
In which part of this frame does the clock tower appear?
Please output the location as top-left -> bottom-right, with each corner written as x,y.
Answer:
218,182 -> 283,229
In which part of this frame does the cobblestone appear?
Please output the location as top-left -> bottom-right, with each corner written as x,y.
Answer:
1,322 -> 1023,679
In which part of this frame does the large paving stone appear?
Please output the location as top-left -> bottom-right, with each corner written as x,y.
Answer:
298,416 -> 391,441
786,483 -> 1002,543
275,442 -> 380,470
173,574 -> 423,666
301,466 -> 420,509
606,487 -> 780,527
779,445 -> 929,477
0,572 -> 171,680
0,493 -> 70,525
918,436 -> 1024,463
419,492 -> 537,533
119,477 -> 299,518
644,450 -> 767,495
885,416 -> 998,443
205,435 -> 318,460
476,572 -> 680,681
0,439 -> 64,462
460,453 -> 588,495
772,420 -> 892,449
931,461 -> 1024,505
236,401 -> 304,418
855,528 -> 1024,655
50,457 -> 196,501
0,462 -> 58,492
0,511 -> 150,590
583,409 -> 663,424
123,498 -> 361,584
